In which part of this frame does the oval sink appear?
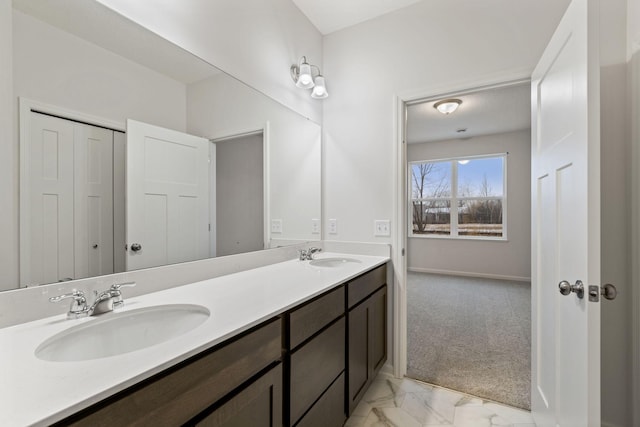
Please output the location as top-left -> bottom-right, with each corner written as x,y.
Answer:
35,304 -> 210,362
309,257 -> 362,268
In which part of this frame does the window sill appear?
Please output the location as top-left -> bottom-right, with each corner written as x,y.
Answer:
409,234 -> 508,242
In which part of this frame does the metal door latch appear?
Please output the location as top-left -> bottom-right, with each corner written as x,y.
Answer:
588,284 -> 618,302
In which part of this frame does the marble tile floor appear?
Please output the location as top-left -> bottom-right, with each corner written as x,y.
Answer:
345,372 -> 536,427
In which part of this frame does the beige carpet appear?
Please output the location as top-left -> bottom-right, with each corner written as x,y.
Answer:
406,272 -> 531,410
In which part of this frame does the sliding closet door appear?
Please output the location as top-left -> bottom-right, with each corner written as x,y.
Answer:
21,112 -> 115,285
23,112 -> 76,285
73,123 -> 115,280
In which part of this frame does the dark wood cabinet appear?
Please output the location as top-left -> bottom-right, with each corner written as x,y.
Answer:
59,318 -> 282,427
295,372 -> 346,427
288,285 -> 346,427
56,262 -> 388,427
194,364 -> 282,427
346,265 -> 387,415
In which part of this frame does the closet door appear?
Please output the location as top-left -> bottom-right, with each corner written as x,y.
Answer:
74,123 -> 114,279
23,112 -> 75,285
21,112 -> 115,286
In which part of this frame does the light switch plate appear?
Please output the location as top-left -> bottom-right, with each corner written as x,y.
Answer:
271,219 -> 283,233
311,219 -> 320,234
328,219 -> 338,234
374,220 -> 390,236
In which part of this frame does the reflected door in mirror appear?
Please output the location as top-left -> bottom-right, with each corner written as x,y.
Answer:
126,120 -> 210,271
22,112 -> 116,286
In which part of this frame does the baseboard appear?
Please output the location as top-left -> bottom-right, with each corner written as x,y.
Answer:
407,267 -> 530,283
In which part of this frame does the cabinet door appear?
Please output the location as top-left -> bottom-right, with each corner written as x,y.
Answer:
370,286 -> 387,374
348,300 -> 369,414
195,364 -> 282,427
347,286 -> 387,415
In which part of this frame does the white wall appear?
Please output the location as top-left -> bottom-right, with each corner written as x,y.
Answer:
322,0 -> 570,246
407,130 -> 531,281
95,0 -> 323,124
599,2 -> 634,426
12,10 -> 187,131
628,2 -> 640,426
187,73 -> 322,243
631,46 -> 640,427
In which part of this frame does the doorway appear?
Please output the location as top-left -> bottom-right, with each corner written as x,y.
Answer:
401,81 -> 532,409
212,131 -> 265,257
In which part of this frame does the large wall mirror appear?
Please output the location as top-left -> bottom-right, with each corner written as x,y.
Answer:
9,0 -> 321,290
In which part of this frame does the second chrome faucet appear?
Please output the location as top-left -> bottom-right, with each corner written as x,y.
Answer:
49,282 -> 136,319
299,247 -> 322,261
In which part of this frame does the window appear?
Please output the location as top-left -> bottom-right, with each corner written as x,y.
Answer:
410,154 -> 506,239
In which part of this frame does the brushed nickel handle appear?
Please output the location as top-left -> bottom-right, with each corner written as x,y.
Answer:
558,280 -> 584,299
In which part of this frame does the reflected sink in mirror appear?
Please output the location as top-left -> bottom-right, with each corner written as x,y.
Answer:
35,304 -> 210,362
309,257 -> 362,268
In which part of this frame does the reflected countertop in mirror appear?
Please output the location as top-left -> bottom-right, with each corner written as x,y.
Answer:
6,0 -> 321,291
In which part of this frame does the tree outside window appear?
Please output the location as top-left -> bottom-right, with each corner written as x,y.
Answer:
410,155 -> 506,239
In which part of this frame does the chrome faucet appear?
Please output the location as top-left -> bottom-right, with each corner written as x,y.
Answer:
48,290 -> 89,319
49,282 -> 136,318
299,247 -> 322,261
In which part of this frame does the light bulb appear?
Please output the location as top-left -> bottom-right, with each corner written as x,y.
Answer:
311,75 -> 328,99
434,99 -> 462,114
296,62 -> 315,89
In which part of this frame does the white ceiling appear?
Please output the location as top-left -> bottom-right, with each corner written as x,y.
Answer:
292,0 -> 423,35
406,83 -> 531,144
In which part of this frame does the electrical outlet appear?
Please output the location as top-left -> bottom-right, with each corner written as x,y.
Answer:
311,218 -> 320,234
271,219 -> 283,233
328,219 -> 338,234
374,220 -> 391,236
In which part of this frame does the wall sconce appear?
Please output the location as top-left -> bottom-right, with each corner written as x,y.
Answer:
434,98 -> 462,114
291,56 -> 328,99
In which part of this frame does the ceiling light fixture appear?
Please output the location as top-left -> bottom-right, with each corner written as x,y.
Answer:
434,98 -> 462,114
291,56 -> 328,99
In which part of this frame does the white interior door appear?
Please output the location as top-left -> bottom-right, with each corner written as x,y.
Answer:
126,119 -> 210,270
531,0 -> 600,425
23,113 -> 75,285
73,123 -> 114,280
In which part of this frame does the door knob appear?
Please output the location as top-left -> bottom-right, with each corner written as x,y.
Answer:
130,243 -> 142,252
558,280 -> 584,299
588,283 -> 618,302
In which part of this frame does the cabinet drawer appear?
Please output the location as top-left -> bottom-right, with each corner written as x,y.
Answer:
290,317 -> 345,425
64,318 -> 282,427
289,285 -> 345,349
295,372 -> 345,427
347,264 -> 386,308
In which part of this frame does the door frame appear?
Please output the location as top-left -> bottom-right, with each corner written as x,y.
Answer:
18,97 -> 124,287
208,123 -> 270,252
391,74 -> 530,377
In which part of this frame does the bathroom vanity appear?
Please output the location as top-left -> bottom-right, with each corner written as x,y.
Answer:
0,252 -> 389,427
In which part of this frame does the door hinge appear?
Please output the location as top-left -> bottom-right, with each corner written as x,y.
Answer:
401,248 -> 405,256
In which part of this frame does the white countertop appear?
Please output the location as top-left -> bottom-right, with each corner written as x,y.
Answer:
0,252 -> 388,427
